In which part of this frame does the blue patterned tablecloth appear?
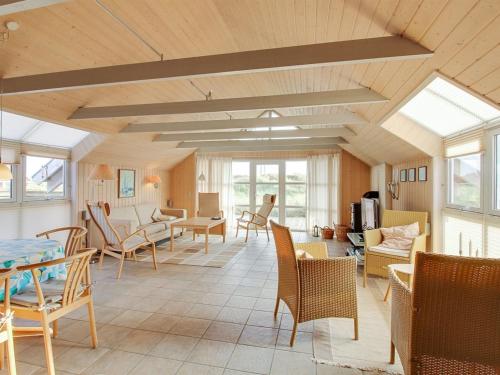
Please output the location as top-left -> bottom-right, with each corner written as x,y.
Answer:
0,239 -> 66,300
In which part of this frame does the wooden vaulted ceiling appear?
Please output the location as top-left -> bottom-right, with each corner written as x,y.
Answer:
0,0 -> 499,168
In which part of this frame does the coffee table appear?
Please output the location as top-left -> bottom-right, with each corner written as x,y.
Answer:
170,217 -> 226,254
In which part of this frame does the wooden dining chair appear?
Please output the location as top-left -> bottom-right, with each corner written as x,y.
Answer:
0,268 -> 17,375
7,249 -> 98,375
36,226 -> 88,257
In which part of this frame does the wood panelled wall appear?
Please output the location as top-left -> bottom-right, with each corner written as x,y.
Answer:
169,153 -> 196,218
340,150 -> 371,226
75,162 -> 169,224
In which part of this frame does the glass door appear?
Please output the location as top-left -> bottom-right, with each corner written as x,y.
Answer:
255,162 -> 280,224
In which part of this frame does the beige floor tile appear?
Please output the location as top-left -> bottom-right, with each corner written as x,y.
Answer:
169,317 -> 211,337
226,296 -> 257,309
157,301 -> 193,315
216,307 -> 251,324
276,330 -> 313,354
93,324 -> 133,348
227,344 -> 274,374
238,325 -> 278,348
137,313 -> 181,333
254,298 -> 280,312
199,293 -> 232,306
247,310 -> 282,328
270,349 -> 316,375
129,355 -> 182,375
55,319 -> 95,344
203,321 -> 244,343
150,333 -> 199,360
109,309 -> 152,328
54,346 -> 109,374
188,338 -> 236,367
176,362 -> 224,375
32,368 -> 74,375
92,305 -> 124,324
223,370 -> 256,375
316,363 -> 363,375
82,349 -> 143,375
280,314 -> 314,332
233,286 -> 263,297
117,329 -> 165,354
186,304 -> 222,320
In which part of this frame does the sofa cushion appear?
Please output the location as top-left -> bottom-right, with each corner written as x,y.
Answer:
135,203 -> 157,225
138,222 -> 167,236
368,245 -> 410,258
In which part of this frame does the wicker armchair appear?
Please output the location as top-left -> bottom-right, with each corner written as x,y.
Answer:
364,209 -> 428,287
390,252 -> 500,374
270,220 -> 358,346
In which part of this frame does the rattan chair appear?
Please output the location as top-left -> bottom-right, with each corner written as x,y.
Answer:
0,268 -> 17,375
87,201 -> 157,279
36,226 -> 87,257
7,249 -> 98,375
236,194 -> 276,242
271,220 -> 358,346
364,209 -> 428,287
390,252 -> 500,375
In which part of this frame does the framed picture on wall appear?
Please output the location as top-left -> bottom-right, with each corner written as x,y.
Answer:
400,169 -> 407,182
418,166 -> 427,181
408,168 -> 416,182
118,169 -> 136,198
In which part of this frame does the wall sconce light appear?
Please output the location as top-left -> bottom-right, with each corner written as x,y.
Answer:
147,175 -> 162,189
387,167 -> 399,200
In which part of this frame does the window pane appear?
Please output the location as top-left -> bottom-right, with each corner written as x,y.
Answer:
256,164 -> 279,183
443,215 -> 483,256
232,162 -> 250,183
234,183 -> 250,205
256,183 -> 279,205
449,154 -> 481,208
285,207 -> 306,231
25,156 -> 65,199
234,206 -> 249,217
0,165 -> 12,200
286,161 -> 307,182
285,184 -> 306,206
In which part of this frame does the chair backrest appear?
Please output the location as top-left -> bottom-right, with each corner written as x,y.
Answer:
61,248 -> 96,306
198,192 -> 221,217
270,220 -> 300,318
411,252 -> 500,373
86,201 -> 121,246
382,209 -> 428,235
256,194 -> 276,224
36,226 -> 88,257
0,268 -> 16,312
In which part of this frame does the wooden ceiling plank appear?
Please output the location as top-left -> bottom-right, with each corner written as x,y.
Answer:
176,136 -> 347,149
70,88 -> 387,119
121,112 -> 366,133
154,127 -> 354,142
2,36 -> 432,95
0,0 -> 67,15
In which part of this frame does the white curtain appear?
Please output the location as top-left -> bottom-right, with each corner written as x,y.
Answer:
196,154 -> 234,225
306,153 -> 340,231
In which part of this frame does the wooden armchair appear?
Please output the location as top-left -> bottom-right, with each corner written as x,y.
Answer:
364,209 -> 428,287
271,221 -> 358,346
236,194 -> 276,242
390,252 -> 500,374
87,201 -> 157,279
36,226 -> 87,257
0,268 -> 17,375
8,249 -> 98,375
194,193 -> 224,238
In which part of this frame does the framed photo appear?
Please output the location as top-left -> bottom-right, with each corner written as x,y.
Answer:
400,169 -> 407,182
418,166 -> 427,181
118,169 -> 136,198
408,168 -> 416,182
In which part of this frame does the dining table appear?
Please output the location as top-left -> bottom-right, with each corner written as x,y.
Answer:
0,238 -> 66,300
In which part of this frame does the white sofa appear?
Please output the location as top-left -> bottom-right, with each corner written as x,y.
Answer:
90,203 -> 186,247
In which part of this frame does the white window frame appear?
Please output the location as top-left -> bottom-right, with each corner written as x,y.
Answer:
22,155 -> 70,202
486,126 -> 500,216
0,164 -> 17,203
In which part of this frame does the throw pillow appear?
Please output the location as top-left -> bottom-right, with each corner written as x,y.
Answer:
380,222 -> 420,250
151,208 -> 161,222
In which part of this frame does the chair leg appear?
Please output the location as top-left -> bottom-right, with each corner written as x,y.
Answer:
354,317 -> 359,340
289,319 -> 298,346
41,312 -> 56,375
117,253 -> 126,279
245,226 -> 249,243
192,231 -> 196,241
255,225 -> 258,236
384,282 -> 391,302
5,320 -> 16,375
132,250 -> 138,262
390,341 -> 395,364
52,320 -> 58,338
87,299 -> 98,348
151,243 -> 158,271
99,248 -> 105,269
235,224 -> 239,238
265,225 -> 270,241
273,298 -> 280,319
363,260 -> 367,288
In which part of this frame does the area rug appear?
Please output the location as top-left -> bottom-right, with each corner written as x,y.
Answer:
312,274 -> 404,374
136,236 -> 245,268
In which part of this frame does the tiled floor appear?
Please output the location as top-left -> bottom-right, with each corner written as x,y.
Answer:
6,232 -> 386,375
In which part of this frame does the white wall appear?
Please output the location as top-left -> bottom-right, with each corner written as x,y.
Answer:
371,163 -> 389,212
0,202 -> 72,239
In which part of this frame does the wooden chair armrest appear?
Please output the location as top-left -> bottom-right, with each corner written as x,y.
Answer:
238,211 -> 255,221
389,267 -> 412,366
364,229 -> 382,249
119,229 -> 149,245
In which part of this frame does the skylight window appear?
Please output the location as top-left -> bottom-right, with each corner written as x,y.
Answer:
399,77 -> 500,137
1,111 -> 89,148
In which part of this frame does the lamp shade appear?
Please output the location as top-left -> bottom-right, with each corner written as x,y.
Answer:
148,175 -> 162,184
89,164 -> 114,181
198,173 -> 206,182
0,163 -> 12,181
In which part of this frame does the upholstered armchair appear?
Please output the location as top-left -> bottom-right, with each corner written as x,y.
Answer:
194,192 -> 224,238
364,209 -> 428,287
271,221 -> 358,346
390,252 -> 500,374
236,194 -> 276,242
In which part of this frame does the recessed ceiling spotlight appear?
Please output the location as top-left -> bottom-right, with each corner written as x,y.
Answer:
5,21 -> 20,31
